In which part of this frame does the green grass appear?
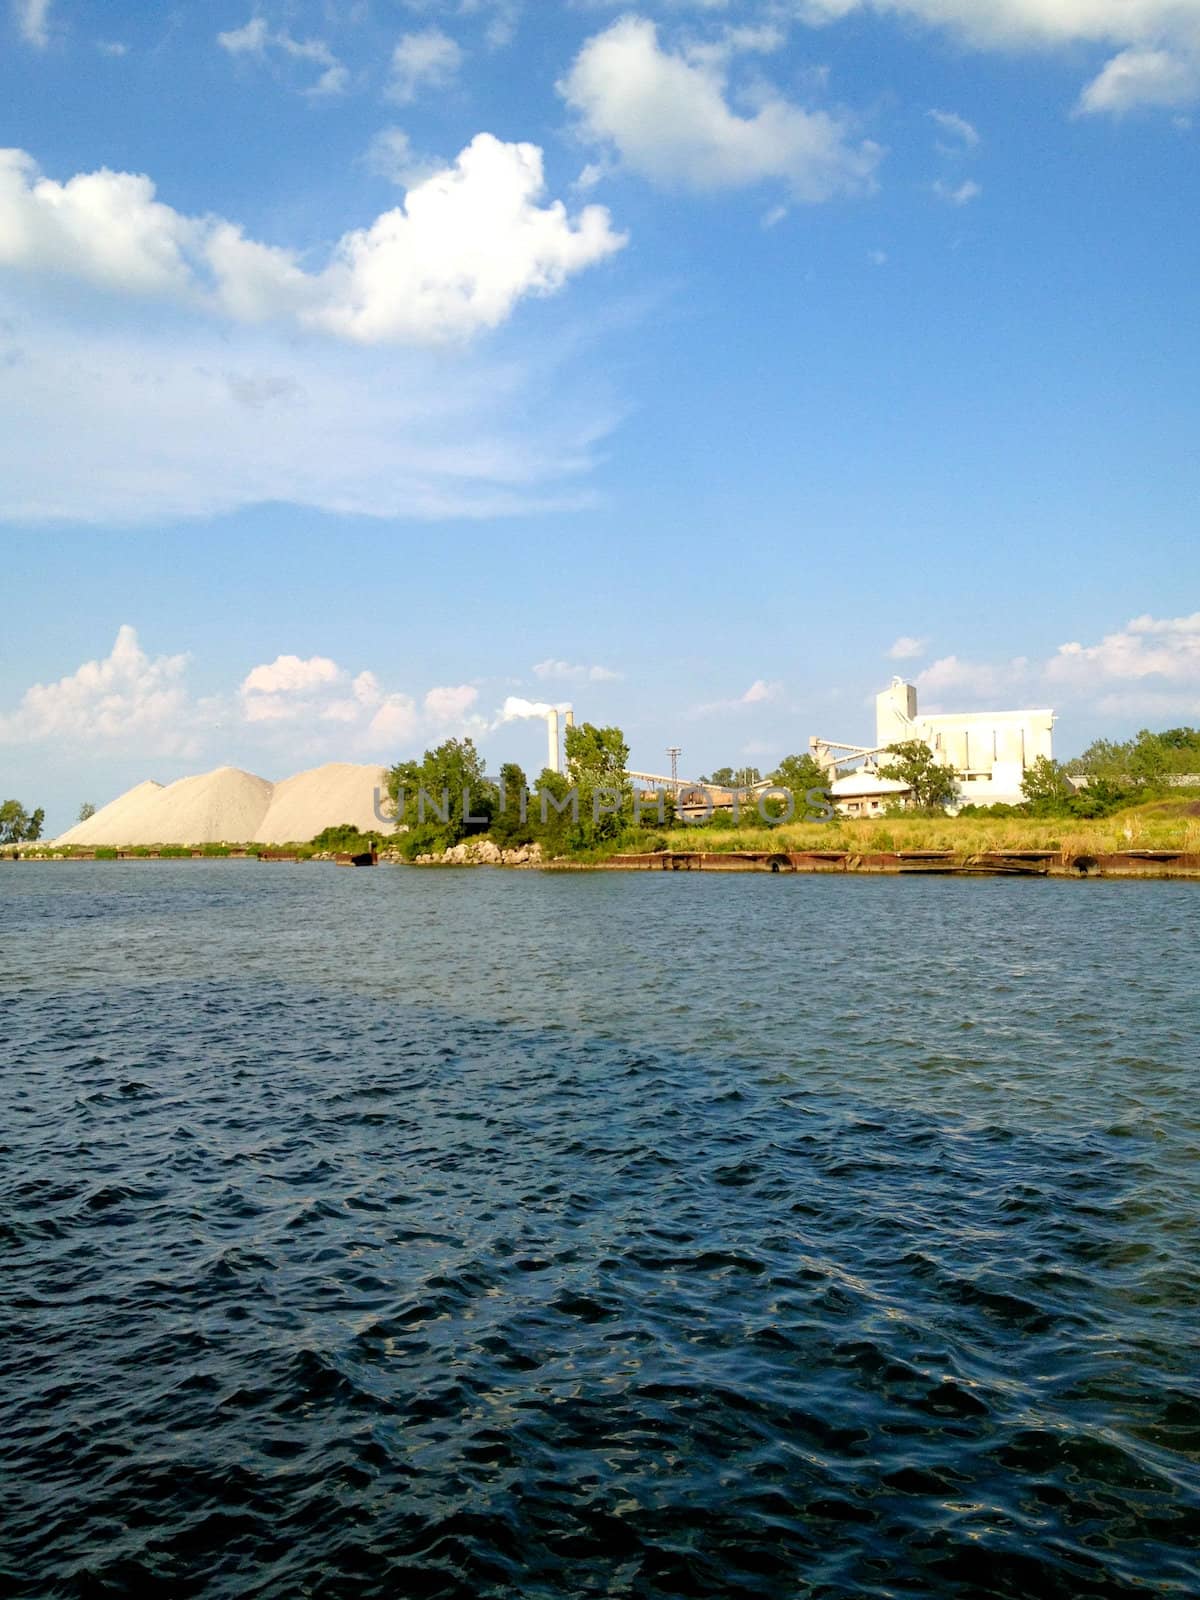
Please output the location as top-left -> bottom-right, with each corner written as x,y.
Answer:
594,799 -> 1200,861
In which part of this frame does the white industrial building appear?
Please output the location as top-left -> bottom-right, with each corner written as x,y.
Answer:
813,678 -> 1056,814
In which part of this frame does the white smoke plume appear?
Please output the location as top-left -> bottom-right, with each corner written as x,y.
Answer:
498,696 -> 572,722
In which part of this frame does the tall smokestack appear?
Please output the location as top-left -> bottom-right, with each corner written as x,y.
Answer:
564,708 -> 574,730
546,708 -> 560,775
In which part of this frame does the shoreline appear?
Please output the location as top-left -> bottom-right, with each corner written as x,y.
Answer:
7,847 -> 1200,879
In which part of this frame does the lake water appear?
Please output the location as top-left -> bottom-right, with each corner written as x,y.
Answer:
2,863 -> 1198,1597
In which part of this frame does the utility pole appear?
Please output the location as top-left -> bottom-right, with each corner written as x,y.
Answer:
666,747 -> 681,795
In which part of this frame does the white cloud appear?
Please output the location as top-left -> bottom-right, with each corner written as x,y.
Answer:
916,655 -> 1030,702
499,696 -> 571,722
424,683 -> 480,722
558,16 -> 880,200
928,108 -> 979,148
691,679 -> 783,717
932,178 -> 981,204
741,679 -> 777,704
363,126 -> 438,186
1077,47 -> 1200,113
888,635 -> 927,660
0,304 -> 621,524
867,247 -> 888,264
239,653 -> 483,750
217,17 -> 268,54
14,0 -> 51,48
309,137 -> 625,344
242,655 -> 342,698
0,139 -> 625,345
908,613 -> 1200,719
387,28 -> 463,103
0,625 -> 197,752
97,40 -> 128,57
1047,612 -> 1200,686
218,17 -> 349,98
827,2 -> 1200,51
801,1 -> 1200,114
0,150 -> 195,297
532,659 -> 621,684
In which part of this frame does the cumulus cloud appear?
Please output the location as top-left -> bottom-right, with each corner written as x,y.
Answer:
909,613 -> 1200,719
0,138 -> 625,345
801,1 -> 1200,115
532,659 -> 621,684
423,683 -> 481,722
1077,47 -> 1200,114
825,1 -> 1200,52
888,635 -> 927,660
242,655 -> 342,704
239,654 -> 483,750
15,0 -> 51,48
0,625 -> 198,752
218,16 -> 349,98
558,16 -> 880,200
916,655 -> 1031,702
1047,612 -> 1200,686
387,28 -> 463,103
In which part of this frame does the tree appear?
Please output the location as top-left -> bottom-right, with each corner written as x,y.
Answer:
878,741 -> 958,811
1066,727 -> 1200,786
1021,756 -> 1073,809
491,762 -> 535,848
78,802 -> 97,822
565,721 -> 632,848
386,738 -> 496,858
310,822 -> 374,852
24,808 -> 44,841
0,800 -> 31,845
702,765 -> 761,788
772,753 -> 828,797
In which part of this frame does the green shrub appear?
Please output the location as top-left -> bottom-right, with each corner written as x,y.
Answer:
310,822 -> 377,853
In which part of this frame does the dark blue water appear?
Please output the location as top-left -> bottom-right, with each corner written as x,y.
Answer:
2,864 -> 1198,1598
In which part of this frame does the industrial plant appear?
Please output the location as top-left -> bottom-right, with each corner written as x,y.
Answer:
812,678 -> 1056,816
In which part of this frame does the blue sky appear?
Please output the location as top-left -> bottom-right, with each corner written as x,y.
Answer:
2,0 -> 1199,828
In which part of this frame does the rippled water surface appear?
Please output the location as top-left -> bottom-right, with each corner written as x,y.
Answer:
2,863 -> 1198,1597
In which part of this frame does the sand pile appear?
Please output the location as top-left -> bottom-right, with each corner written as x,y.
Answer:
255,764 -> 388,844
54,763 -> 392,846
54,780 -> 167,847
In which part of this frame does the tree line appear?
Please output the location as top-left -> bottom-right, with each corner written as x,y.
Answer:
1,800 -> 45,844
383,729 -> 833,858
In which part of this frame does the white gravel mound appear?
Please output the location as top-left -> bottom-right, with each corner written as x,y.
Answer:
255,764 -> 391,844
52,762 -> 394,846
141,767 -> 275,844
54,781 -> 166,846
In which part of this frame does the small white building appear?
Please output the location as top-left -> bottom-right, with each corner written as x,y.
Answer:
829,769 -> 912,818
815,679 -> 1056,813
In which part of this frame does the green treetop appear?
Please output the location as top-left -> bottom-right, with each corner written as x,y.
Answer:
878,741 -> 958,812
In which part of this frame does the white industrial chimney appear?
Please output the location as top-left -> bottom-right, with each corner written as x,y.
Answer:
546,708 -> 560,775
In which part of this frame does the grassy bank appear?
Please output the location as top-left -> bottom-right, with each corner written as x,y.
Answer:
587,797 -> 1200,863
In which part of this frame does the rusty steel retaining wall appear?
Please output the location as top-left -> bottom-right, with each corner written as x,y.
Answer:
599,850 -> 1200,879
